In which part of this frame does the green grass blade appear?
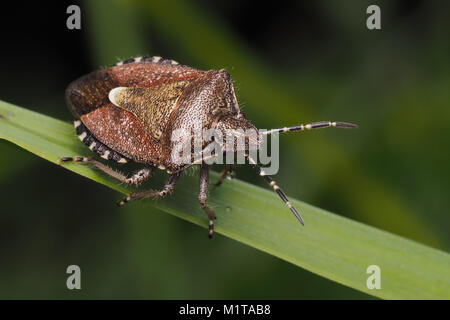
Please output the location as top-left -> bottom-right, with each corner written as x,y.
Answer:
0,100 -> 449,299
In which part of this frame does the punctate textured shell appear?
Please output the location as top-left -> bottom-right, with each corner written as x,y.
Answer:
65,57 -> 240,170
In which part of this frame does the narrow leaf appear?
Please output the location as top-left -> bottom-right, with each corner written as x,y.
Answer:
0,100 -> 449,299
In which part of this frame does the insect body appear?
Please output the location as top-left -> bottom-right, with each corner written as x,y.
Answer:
61,56 -> 357,238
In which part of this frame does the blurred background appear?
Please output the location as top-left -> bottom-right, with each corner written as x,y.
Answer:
0,0 -> 449,299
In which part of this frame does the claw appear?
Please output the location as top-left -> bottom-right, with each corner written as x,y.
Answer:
208,219 -> 214,239
117,194 -> 131,207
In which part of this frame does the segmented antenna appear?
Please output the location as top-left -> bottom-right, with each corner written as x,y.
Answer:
246,154 -> 304,226
262,121 -> 358,135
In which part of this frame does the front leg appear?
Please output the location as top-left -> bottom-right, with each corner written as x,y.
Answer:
199,163 -> 216,238
214,164 -> 237,188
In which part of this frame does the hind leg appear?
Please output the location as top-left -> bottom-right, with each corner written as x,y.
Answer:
60,120 -> 151,185
60,156 -> 153,186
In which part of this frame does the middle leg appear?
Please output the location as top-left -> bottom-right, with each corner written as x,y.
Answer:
117,172 -> 181,206
199,163 -> 216,238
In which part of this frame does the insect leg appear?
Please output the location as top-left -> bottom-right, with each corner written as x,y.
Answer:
60,156 -> 153,185
199,163 -> 216,238
117,172 -> 181,206
262,121 -> 358,135
246,155 -> 304,226
214,164 -> 237,188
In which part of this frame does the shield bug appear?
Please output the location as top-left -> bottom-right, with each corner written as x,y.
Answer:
61,56 -> 357,238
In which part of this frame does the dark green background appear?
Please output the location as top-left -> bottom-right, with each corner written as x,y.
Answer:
0,0 -> 449,299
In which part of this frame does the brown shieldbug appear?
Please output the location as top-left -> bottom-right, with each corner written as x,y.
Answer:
61,56 -> 357,238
